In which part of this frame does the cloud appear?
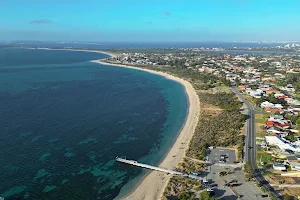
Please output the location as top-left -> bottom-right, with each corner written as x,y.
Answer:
162,11 -> 172,16
30,19 -> 52,24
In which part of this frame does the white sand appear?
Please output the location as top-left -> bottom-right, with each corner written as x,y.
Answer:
91,59 -> 200,200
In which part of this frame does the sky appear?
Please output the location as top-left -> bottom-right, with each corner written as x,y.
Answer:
1,0 -> 300,42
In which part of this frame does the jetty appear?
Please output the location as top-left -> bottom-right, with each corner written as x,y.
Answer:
116,157 -> 184,176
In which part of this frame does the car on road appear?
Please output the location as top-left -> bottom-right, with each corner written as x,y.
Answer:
261,194 -> 268,198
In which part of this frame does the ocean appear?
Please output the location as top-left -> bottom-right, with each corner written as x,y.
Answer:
0,48 -> 188,200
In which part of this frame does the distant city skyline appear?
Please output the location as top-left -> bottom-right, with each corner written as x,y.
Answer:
1,0 -> 300,42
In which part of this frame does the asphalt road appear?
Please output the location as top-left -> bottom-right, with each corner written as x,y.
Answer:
231,87 -> 255,164
231,87 -> 282,199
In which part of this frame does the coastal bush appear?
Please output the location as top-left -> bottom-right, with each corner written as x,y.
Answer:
187,92 -> 244,160
178,191 -> 194,200
134,64 -> 221,90
199,191 -> 218,200
163,176 -> 200,199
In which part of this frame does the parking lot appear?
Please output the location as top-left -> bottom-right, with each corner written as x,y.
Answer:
207,148 -> 237,164
204,148 -> 267,200
206,164 -> 266,200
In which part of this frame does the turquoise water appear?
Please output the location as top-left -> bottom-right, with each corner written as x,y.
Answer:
0,48 -> 188,200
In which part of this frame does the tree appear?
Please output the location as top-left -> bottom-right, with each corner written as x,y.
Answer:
200,191 -> 211,200
199,191 -> 218,200
284,194 -> 295,200
235,78 -> 241,86
178,191 -> 193,200
244,161 -> 253,181
296,118 -> 300,126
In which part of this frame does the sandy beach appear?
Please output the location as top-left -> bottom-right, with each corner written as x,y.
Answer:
91,59 -> 200,200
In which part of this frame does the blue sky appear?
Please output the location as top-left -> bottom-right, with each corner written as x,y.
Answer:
1,0 -> 300,42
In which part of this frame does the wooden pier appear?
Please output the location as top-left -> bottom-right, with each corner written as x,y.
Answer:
116,157 -> 184,176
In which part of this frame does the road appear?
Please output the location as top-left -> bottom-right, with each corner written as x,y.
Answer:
231,87 -> 256,164
231,87 -> 282,199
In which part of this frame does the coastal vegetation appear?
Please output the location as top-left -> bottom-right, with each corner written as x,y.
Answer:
162,159 -> 204,199
187,92 -> 245,161
163,176 -> 199,200
199,191 -> 218,200
244,161 -> 254,181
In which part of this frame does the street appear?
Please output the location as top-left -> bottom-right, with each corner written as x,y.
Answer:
231,87 -> 282,199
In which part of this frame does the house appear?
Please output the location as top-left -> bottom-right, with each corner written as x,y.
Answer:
247,89 -> 264,98
260,101 -> 283,109
260,84 -> 272,91
265,89 -> 281,95
288,105 -> 300,112
274,93 -> 289,99
273,162 -> 286,171
270,115 -> 284,121
261,101 -> 273,108
265,107 -> 284,113
265,136 -> 300,152
266,127 -> 288,136
290,162 -> 300,171
265,136 -> 285,146
285,98 -> 300,106
266,120 -> 290,129
286,154 -> 300,162
239,85 -> 247,90
274,73 -> 284,79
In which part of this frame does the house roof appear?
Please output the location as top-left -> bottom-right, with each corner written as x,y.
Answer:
273,162 -> 286,167
287,155 -> 298,161
290,162 -> 300,167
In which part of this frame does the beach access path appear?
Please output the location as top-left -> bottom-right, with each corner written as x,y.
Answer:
91,58 -> 200,200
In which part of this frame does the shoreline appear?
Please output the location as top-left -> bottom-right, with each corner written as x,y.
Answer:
91,58 -> 200,200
